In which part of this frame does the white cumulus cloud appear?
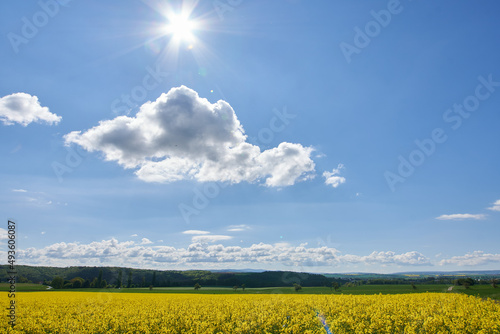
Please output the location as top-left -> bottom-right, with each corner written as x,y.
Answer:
436,213 -> 486,220
64,86 -> 315,187
487,199 -> 500,212
140,238 -> 153,245
0,93 -> 61,126
323,164 -> 346,188
360,251 -> 429,266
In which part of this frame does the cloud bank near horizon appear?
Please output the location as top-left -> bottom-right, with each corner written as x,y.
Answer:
12,237 -> 437,270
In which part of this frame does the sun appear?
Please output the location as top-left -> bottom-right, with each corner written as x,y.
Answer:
152,5 -> 210,67
165,14 -> 196,42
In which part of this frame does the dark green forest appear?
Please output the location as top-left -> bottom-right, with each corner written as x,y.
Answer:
2,265 -> 498,290
1,265 -> 329,288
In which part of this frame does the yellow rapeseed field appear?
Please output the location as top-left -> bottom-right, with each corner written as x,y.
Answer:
3,292 -> 499,333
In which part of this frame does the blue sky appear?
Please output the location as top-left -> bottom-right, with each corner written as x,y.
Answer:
1,0 -> 499,273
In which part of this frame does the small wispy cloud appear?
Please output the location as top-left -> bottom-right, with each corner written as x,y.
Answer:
41,231 -> 46,235
227,224 -> 250,232
130,234 -> 138,237
436,213 -> 486,221
19,192 -> 55,206
323,164 -> 346,188
182,230 -> 210,235
487,199 -> 500,212
191,235 -> 232,243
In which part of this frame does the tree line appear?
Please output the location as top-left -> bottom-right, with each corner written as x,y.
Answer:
1,265 -> 331,289
1,265 -> 498,289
